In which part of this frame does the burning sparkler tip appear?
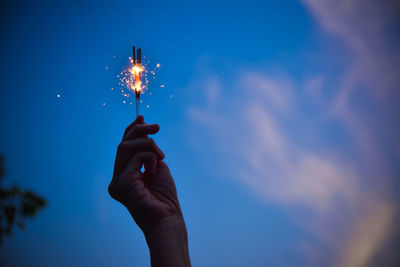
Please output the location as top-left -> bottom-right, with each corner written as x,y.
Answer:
118,45 -> 162,116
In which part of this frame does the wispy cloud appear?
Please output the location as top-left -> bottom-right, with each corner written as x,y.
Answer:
304,0 -> 400,165
184,1 -> 399,265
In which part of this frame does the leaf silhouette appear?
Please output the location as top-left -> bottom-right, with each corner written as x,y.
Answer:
0,154 -> 47,245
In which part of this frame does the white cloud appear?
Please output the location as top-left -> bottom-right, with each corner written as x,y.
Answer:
188,72 -> 359,213
184,1 -> 399,266
300,1 -> 399,265
186,68 -> 397,266
241,72 -> 293,112
304,0 -> 400,165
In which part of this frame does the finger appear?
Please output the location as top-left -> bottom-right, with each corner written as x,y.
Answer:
146,160 -> 176,192
117,139 -> 164,173
122,115 -> 145,140
114,152 -> 156,204
123,123 -> 160,142
116,138 -> 165,174
119,138 -> 164,159
145,160 -> 181,212
143,153 -> 157,175
123,152 -> 158,178
156,160 -> 171,176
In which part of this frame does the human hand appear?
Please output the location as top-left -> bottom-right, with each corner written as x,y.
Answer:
108,115 -> 191,266
108,115 -> 183,234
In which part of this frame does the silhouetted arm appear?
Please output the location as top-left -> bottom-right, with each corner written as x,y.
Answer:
108,115 -> 191,267
145,215 -> 191,267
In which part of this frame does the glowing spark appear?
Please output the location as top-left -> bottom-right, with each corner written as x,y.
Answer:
160,85 -> 165,88
119,56 -> 162,96
117,46 -> 163,116
129,65 -> 143,92
119,60 -> 145,95
57,94 -> 61,98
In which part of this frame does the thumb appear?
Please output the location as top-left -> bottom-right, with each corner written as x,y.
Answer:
152,160 -> 178,195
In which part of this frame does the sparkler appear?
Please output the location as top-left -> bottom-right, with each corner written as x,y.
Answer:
132,46 -> 142,117
117,46 -> 162,115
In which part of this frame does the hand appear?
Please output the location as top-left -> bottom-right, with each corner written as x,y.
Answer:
108,115 -> 183,234
108,115 -> 191,267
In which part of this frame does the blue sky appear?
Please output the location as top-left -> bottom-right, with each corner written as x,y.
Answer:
1,0 -> 399,266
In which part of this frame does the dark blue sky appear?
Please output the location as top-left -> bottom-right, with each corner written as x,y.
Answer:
1,0 -> 399,266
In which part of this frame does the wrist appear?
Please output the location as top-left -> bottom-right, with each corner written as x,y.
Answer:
144,215 -> 191,267
144,214 -> 188,246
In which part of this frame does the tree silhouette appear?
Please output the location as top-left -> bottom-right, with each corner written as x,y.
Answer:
0,154 -> 46,244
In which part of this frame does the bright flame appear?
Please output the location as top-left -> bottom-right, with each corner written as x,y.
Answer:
129,65 -> 143,92
117,56 -> 163,102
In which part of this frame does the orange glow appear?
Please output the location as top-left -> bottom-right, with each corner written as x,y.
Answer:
118,56 -> 162,101
129,65 -> 143,92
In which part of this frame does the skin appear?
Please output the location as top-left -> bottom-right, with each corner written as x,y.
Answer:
108,116 -> 191,267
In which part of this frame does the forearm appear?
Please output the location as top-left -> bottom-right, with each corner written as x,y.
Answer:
144,215 -> 191,267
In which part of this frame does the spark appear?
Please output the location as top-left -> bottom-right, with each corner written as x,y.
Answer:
129,65 -> 143,92
160,85 -> 165,88
57,94 -> 61,98
119,57 -> 162,96
117,46 -> 163,116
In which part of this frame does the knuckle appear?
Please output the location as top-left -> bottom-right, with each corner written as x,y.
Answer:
129,125 -> 143,138
131,125 -> 140,134
108,183 -> 117,199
